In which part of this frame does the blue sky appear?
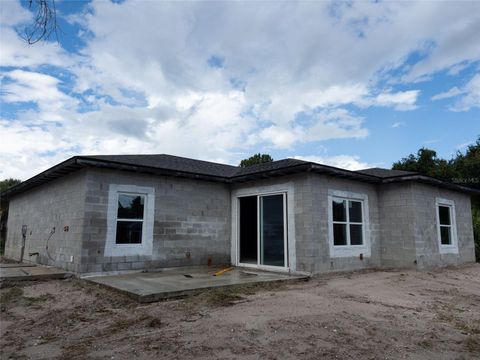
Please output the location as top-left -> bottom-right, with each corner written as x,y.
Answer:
0,0 -> 479,180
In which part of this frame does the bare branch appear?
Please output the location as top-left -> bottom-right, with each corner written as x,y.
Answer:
21,0 -> 59,45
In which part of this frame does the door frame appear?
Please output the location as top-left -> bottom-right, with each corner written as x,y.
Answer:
231,183 -> 296,273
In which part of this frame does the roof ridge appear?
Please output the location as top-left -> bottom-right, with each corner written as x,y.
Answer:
81,153 -> 239,169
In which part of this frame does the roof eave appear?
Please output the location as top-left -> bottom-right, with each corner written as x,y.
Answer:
381,175 -> 480,195
1,157 -> 83,199
310,164 -> 380,183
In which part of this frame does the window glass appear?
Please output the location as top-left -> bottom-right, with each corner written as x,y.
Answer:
439,206 -> 451,225
350,224 -> 363,245
118,194 -> 144,219
116,221 -> 143,244
349,201 -> 363,223
440,226 -> 451,245
333,223 -> 347,246
332,199 -> 346,222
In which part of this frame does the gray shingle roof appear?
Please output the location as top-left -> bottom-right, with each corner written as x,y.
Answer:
2,154 -> 478,198
81,154 -> 238,178
232,158 -> 309,177
355,167 -> 418,178
80,154 -> 310,178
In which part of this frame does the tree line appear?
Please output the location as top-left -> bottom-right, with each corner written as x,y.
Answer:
392,136 -> 480,260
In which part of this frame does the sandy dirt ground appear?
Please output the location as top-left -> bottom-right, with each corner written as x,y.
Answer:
1,264 -> 479,360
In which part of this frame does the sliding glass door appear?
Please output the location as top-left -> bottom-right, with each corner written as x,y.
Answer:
239,193 -> 287,268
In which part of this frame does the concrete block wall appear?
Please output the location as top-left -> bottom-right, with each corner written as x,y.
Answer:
378,183 -> 417,268
5,170 -> 87,272
292,174 -> 317,273
411,183 -> 475,267
231,173 -> 382,274
5,165 -> 476,275
81,168 -> 231,273
304,174 -> 381,273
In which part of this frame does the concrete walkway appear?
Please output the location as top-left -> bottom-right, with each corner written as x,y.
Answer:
0,262 -> 70,281
86,266 -> 308,302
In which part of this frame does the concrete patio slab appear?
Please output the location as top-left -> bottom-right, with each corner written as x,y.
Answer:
0,264 -> 70,281
0,262 -> 36,268
86,266 -> 308,302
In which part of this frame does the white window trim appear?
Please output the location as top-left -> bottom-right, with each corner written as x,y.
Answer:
328,189 -> 371,258
435,197 -> 458,254
104,184 -> 155,257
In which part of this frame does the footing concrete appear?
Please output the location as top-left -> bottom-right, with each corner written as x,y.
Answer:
0,263 -> 70,281
86,266 -> 309,302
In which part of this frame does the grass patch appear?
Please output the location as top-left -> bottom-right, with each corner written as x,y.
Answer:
0,285 -> 55,309
104,313 -> 163,334
183,281 -> 289,308
138,314 -> 162,328
455,321 -> 480,335
466,336 -> 480,354
0,286 -> 23,305
21,293 -> 55,307
434,303 -> 480,335
204,289 -> 244,307
417,339 -> 433,349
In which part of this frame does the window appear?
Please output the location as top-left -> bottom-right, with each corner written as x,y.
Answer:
332,197 -> 364,247
436,198 -> 457,254
116,193 -> 145,244
438,205 -> 452,245
105,185 -> 154,257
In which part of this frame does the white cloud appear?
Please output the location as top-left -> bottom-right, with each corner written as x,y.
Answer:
392,121 -> 406,128
1,70 -> 75,111
404,4 -> 480,82
372,90 -> 420,111
431,74 -> 480,111
0,27 -> 71,69
257,109 -> 368,149
449,74 -> 480,111
291,155 -> 374,171
431,87 -> 462,101
1,0 -> 480,179
0,119 -> 76,179
0,0 -> 30,27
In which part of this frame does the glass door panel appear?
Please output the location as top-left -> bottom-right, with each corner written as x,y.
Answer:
239,196 -> 258,264
260,194 -> 285,267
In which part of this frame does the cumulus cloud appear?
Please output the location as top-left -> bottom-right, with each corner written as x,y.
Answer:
431,87 -> 463,101
291,155 -> 375,171
1,70 -> 75,111
372,90 -> 420,111
257,109 -> 368,149
1,0 -> 480,179
431,74 -> 480,111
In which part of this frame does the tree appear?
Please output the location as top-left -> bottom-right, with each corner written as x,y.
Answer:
392,136 -> 480,261
21,0 -> 59,44
392,148 -> 455,180
451,137 -> 480,190
0,178 -> 21,254
239,153 -> 274,167
0,179 -> 22,194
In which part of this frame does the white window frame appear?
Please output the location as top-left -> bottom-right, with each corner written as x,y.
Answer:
115,192 -> 146,245
328,190 -> 371,258
104,184 -> 155,257
435,198 -> 458,254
